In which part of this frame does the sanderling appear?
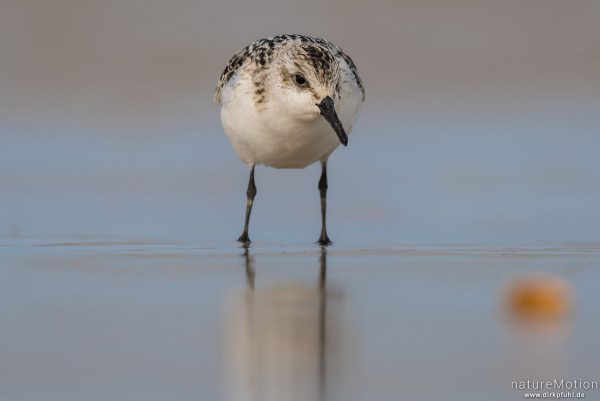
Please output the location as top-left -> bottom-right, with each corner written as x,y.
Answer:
215,34 -> 364,246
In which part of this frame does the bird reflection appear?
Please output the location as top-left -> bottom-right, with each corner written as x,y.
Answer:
243,246 -> 255,290
222,246 -> 348,401
318,247 -> 327,401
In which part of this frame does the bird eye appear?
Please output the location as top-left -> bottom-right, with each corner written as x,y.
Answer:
294,74 -> 307,86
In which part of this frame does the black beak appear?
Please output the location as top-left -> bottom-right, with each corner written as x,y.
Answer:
316,96 -> 348,146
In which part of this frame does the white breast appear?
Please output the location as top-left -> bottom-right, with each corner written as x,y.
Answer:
220,59 -> 362,169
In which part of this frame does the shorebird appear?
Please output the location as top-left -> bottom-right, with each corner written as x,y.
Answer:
214,34 -> 364,245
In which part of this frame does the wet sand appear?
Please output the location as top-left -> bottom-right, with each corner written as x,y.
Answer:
2,239 -> 599,401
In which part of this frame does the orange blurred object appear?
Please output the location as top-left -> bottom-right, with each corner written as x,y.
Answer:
504,275 -> 573,321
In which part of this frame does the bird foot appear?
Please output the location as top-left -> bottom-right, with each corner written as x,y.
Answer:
317,234 -> 332,247
237,232 -> 251,245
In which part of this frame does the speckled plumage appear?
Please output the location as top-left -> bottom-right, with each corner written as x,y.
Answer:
214,34 -> 364,105
215,34 -> 364,168
215,34 -> 364,244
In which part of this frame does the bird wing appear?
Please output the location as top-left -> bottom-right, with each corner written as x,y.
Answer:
214,38 -> 274,105
335,49 -> 365,102
214,46 -> 250,105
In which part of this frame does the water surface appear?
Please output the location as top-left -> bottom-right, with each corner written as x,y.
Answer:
2,240 -> 599,400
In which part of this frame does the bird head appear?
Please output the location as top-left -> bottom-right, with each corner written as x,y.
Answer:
268,42 -> 348,146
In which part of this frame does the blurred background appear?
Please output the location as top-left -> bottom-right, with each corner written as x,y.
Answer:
1,0 -> 599,244
2,3 -> 600,400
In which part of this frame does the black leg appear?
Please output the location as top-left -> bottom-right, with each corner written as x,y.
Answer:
318,162 -> 332,246
238,165 -> 256,244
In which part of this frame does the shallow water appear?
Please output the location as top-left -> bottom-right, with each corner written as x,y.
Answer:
2,240 -> 599,401
3,118 -> 600,244
3,122 -> 600,400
